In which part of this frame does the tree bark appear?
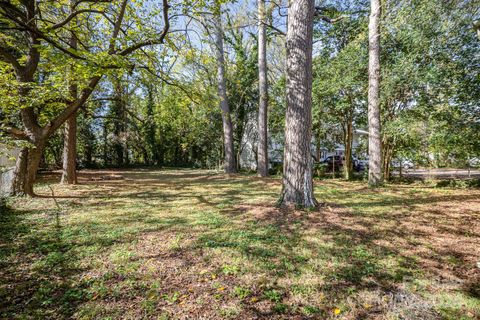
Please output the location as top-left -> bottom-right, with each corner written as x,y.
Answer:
61,113 -> 78,184
10,148 -> 29,196
368,0 -> 383,186
344,114 -> 353,180
213,11 -> 237,174
145,84 -> 158,165
112,78 -> 129,167
10,139 -> 46,196
257,0 -> 268,177
382,138 -> 393,180
24,141 -> 46,196
61,0 -> 79,184
278,0 -> 317,208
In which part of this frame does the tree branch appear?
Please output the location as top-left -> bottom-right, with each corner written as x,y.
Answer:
314,6 -> 367,24
47,0 -> 170,134
1,10 -> 87,60
315,14 -> 350,24
0,46 -> 22,71
261,21 -> 285,36
0,126 -> 28,140
47,75 -> 102,135
72,0 -> 112,10
118,0 -> 170,55
108,0 -> 128,54
49,9 -> 105,29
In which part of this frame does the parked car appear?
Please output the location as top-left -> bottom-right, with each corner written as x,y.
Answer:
320,155 -> 364,172
356,158 -> 368,171
391,159 -> 414,169
468,157 -> 480,168
320,155 -> 343,169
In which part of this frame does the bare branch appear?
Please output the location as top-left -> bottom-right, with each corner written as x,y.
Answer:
261,21 -> 285,36
315,14 -> 350,24
72,0 -> 112,10
49,9 -> 105,29
108,0 -> 128,54
314,6 -> 367,24
118,0 -> 170,55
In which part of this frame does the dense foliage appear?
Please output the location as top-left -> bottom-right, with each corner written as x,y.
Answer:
1,0 -> 479,175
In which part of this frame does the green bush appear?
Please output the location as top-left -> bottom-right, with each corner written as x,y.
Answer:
314,163 -> 328,178
269,163 -> 283,176
435,179 -> 480,189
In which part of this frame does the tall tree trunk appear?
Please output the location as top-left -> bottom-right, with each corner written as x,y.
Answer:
83,122 -> 94,167
344,114 -> 354,180
257,0 -> 268,177
9,46 -> 40,196
213,11 -> 237,174
61,113 -> 78,184
103,121 -> 109,166
278,0 -> 317,208
368,0 -> 383,186
145,85 -> 158,165
382,138 -> 394,180
113,78 -> 128,167
61,0 -> 79,184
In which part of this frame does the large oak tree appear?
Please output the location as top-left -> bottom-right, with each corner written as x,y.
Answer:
0,0 -> 170,195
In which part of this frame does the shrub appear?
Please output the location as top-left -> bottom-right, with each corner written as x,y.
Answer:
435,179 -> 480,189
314,163 -> 328,178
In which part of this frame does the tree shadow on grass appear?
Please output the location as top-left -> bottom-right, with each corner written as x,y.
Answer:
0,203 -> 192,319
0,206 -> 88,318
25,170 -> 479,318
200,196 -> 478,318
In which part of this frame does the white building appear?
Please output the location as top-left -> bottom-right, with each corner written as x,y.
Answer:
0,145 -> 21,196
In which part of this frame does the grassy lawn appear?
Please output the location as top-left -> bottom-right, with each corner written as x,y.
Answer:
1,169 -> 479,319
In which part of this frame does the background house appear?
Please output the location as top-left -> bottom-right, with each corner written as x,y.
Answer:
239,124 -> 369,170
0,145 -> 21,196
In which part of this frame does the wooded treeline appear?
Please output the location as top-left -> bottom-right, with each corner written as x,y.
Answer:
1,0 -> 479,205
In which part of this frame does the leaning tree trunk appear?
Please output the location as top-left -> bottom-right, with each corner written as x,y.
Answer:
257,0 -> 268,177
367,0 -> 383,187
213,11 -> 236,174
278,0 -> 317,208
10,148 -> 29,196
10,139 -> 47,196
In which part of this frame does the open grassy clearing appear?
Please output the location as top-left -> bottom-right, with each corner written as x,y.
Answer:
1,169 -> 479,319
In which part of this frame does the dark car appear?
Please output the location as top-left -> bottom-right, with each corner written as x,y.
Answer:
321,155 -> 363,172
321,155 -> 344,170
